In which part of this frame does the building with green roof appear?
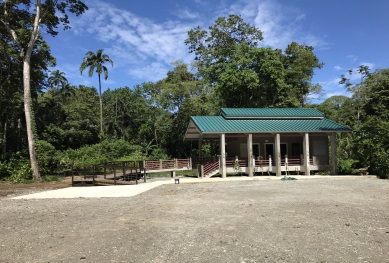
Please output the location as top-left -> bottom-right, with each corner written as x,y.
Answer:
185,108 -> 351,177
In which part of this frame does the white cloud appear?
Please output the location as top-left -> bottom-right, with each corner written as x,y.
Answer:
346,55 -> 358,62
128,62 -> 169,82
73,1 -> 195,70
223,0 -> 329,50
174,7 -> 199,20
334,66 -> 343,71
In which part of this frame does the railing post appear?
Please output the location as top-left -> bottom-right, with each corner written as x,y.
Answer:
269,155 -> 272,173
189,158 -> 192,169
175,158 -> 178,169
160,159 -> 163,170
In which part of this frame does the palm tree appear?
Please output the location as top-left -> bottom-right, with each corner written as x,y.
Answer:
80,49 -> 113,135
57,84 -> 75,100
47,70 -> 68,91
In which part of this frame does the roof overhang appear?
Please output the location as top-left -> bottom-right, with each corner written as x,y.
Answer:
184,115 -> 351,141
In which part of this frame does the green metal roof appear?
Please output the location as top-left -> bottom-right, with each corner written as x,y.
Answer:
220,108 -> 325,118
191,116 -> 351,133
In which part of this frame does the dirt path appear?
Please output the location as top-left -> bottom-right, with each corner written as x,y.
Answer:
0,177 -> 388,263
0,177 -> 72,199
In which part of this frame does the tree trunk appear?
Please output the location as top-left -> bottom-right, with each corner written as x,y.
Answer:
23,58 -> 40,180
2,0 -> 41,180
98,74 -> 103,135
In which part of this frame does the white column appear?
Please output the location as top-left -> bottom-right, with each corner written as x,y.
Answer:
275,133 -> 281,176
331,132 -> 338,175
220,133 -> 226,178
303,133 -> 310,176
247,134 -> 253,177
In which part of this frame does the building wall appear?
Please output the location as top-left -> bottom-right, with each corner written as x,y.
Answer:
225,134 -> 329,165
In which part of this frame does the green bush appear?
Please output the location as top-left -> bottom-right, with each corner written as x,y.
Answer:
36,140 -> 59,175
371,149 -> 389,179
59,140 -> 145,167
149,148 -> 170,160
338,158 -> 358,175
5,153 -> 32,182
0,161 -> 10,179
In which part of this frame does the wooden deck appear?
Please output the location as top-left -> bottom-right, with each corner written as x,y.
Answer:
72,158 -> 192,186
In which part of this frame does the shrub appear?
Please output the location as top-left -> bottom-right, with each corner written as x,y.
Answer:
0,161 -> 10,179
338,158 -> 358,175
36,140 -> 59,175
371,149 -> 389,179
5,153 -> 32,183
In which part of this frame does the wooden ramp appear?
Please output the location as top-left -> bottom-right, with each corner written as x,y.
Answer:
71,158 -> 192,186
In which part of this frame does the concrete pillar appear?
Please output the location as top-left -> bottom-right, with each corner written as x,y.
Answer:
247,134 -> 253,177
275,133 -> 281,176
331,132 -> 338,175
220,133 -> 226,178
303,133 -> 310,176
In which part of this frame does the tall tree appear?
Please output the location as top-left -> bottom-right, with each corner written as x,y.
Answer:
186,15 -> 322,108
0,0 -> 87,180
47,70 -> 68,91
80,49 -> 113,135
186,14 -> 263,87
283,42 -> 323,107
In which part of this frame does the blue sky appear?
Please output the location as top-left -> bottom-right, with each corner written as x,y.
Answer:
44,0 -> 389,103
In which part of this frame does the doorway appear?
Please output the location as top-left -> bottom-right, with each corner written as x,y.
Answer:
281,143 -> 288,157
265,143 -> 274,159
253,143 -> 260,158
291,143 -> 302,156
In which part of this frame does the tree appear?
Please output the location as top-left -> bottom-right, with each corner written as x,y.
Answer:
336,67 -> 389,178
47,70 -> 68,91
186,14 -> 263,87
185,15 -> 322,108
317,95 -> 349,123
80,49 -> 113,135
339,65 -> 371,122
215,45 -> 293,107
0,0 -> 88,180
103,87 -> 150,143
137,62 -> 214,157
283,42 -> 323,107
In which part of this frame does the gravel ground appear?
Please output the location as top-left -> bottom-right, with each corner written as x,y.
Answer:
0,177 -> 388,263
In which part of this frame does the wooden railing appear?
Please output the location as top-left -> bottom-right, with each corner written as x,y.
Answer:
203,160 -> 219,176
226,158 -> 248,167
255,159 -> 270,166
282,156 -> 301,165
72,158 -> 192,186
254,156 -> 313,166
192,156 -> 219,167
144,158 -> 191,171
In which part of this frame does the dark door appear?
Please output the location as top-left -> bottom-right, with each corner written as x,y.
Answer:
253,144 -> 260,158
292,143 -> 302,156
265,143 -> 274,159
281,143 -> 287,157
